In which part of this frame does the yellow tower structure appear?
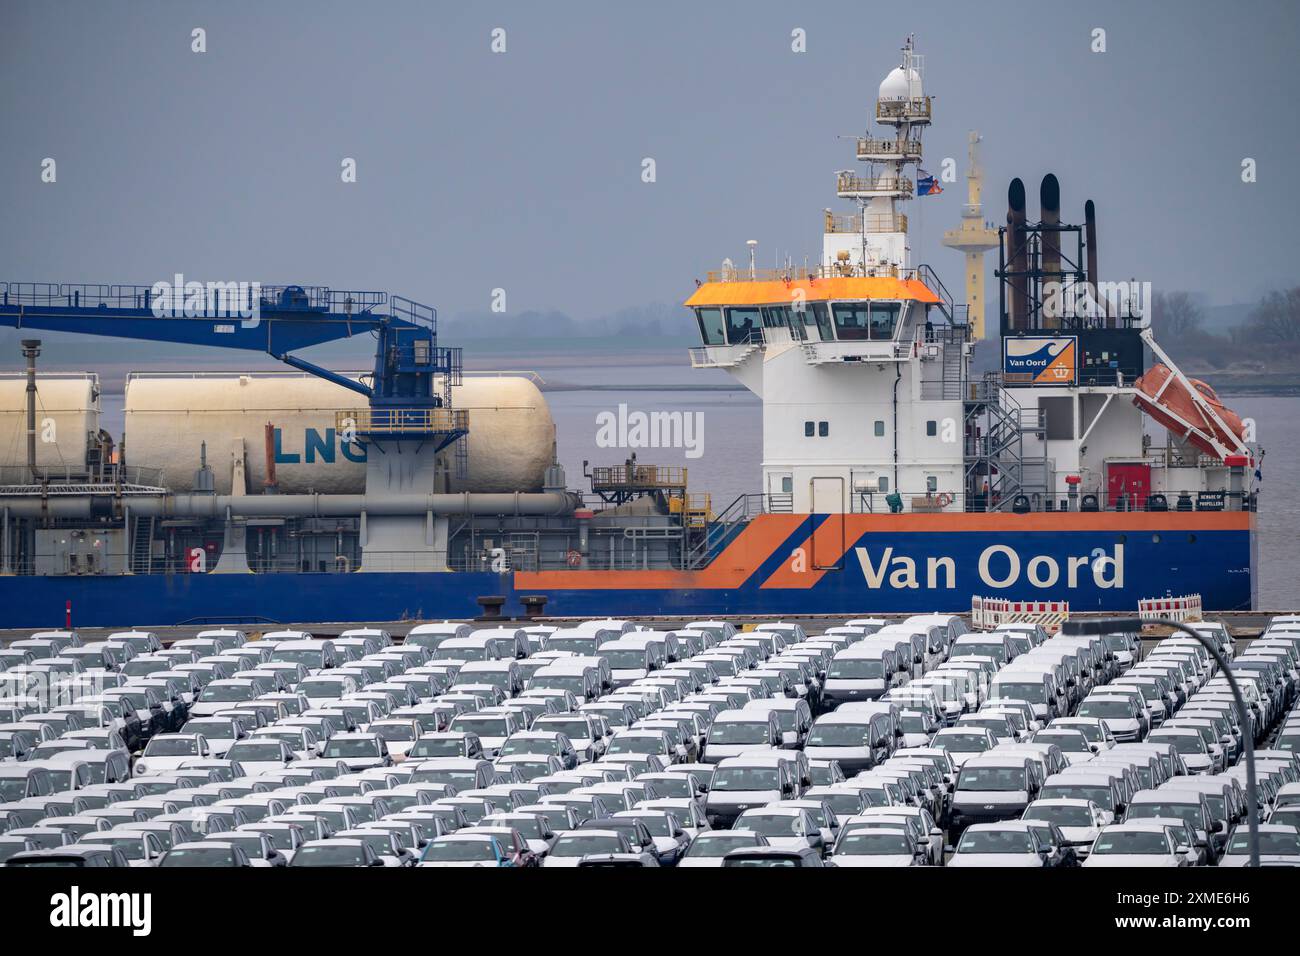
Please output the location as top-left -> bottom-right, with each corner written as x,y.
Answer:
942,131 -> 999,340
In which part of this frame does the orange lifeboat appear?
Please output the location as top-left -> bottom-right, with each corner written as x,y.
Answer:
1131,364 -> 1247,460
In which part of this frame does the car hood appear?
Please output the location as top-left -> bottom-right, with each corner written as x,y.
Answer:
947,854 -> 1043,867
827,855 -> 915,868
707,789 -> 780,807
1083,854 -> 1178,867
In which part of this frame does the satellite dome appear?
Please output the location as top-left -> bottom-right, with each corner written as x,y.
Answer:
878,66 -> 921,101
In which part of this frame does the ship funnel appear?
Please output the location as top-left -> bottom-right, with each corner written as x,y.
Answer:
1040,174 -> 1061,328
1007,178 -> 1028,330
1084,199 -> 1108,327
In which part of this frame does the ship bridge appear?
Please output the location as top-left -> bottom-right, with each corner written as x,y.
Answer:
685,269 -> 948,369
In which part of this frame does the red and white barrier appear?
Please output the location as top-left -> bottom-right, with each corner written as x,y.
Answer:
1138,594 -> 1203,623
971,596 -> 1070,633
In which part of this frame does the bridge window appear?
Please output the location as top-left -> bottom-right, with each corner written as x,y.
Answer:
874,420 -> 885,437
724,307 -> 762,344
808,302 -> 834,341
870,302 -> 900,338
695,308 -> 726,346
819,421 -> 829,437
926,420 -> 937,436
805,421 -> 815,437
832,302 -> 871,340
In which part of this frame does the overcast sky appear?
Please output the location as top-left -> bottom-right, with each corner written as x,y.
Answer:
2,0 -> 1296,332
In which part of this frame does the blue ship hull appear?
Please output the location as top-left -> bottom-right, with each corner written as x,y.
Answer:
0,512 -> 1255,628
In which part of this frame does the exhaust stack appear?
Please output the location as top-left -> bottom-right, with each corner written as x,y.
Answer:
1040,174 -> 1061,329
1007,178 -> 1028,331
1084,199 -> 1109,327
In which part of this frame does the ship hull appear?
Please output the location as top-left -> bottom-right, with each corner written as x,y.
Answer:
0,512 -> 1255,628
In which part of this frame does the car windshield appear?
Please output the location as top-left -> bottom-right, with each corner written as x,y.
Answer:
553,834 -> 623,856
410,738 -> 469,758
828,659 -> 883,680
1092,830 -> 1171,855
685,834 -> 758,857
451,717 -> 510,737
184,721 -> 237,740
957,766 -> 1027,791
626,815 -> 672,837
1025,804 -> 1093,827
1104,635 -> 1131,651
608,736 -> 665,756
601,650 -> 647,670
807,724 -> 869,747
294,845 -> 368,866
995,682 -> 1045,703
1150,734 -> 1206,755
270,648 -> 323,665
1127,803 -> 1202,828
934,732 -> 990,753
711,768 -> 780,791
95,837 -> 147,860
899,714 -> 933,734
1036,732 -> 1089,753
957,829 -> 1034,854
145,737 -> 200,756
227,742 -> 286,761
1228,831 -> 1300,855
1077,700 -> 1134,719
737,814 -> 804,837
373,725 -> 415,742
956,643 -> 1007,664
711,719 -> 779,745
836,831 -> 912,855
500,737 -> 555,757
424,840 -> 498,861
200,685 -> 254,703
1042,784 -> 1114,811
161,847 -> 237,866
323,739 -> 380,758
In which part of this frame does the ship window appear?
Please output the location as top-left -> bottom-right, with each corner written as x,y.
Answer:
926,420 -> 937,436
870,303 -> 900,339
781,476 -> 793,493
695,308 -> 726,346
878,476 -> 889,492
831,303 -> 872,340
810,303 -> 834,341
926,475 -> 938,493
805,421 -> 815,437
724,307 -> 762,344
874,421 -> 885,437
819,421 -> 829,437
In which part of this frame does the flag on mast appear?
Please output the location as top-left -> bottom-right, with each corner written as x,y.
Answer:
916,169 -> 943,196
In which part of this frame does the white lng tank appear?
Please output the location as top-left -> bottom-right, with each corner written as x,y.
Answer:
123,372 -> 554,494
0,374 -> 99,473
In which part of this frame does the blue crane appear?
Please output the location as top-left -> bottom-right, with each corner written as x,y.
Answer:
0,280 -> 466,451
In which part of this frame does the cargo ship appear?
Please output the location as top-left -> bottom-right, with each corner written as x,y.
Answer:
0,40 -> 1257,628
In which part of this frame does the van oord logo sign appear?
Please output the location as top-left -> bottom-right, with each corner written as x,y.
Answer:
1003,336 -> 1077,385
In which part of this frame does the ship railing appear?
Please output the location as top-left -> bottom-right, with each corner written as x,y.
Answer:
876,97 -> 932,120
0,281 -> 394,318
836,172 -> 914,196
0,464 -> 165,488
855,136 -> 923,158
824,211 -> 909,234
336,407 -> 469,436
703,264 -> 938,284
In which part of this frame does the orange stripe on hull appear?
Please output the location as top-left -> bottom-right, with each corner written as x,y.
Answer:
514,511 -> 1253,591
515,513 -> 805,591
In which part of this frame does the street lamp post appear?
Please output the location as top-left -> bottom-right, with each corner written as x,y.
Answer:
1061,616 -> 1260,868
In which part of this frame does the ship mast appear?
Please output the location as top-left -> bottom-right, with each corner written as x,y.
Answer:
824,35 -> 930,277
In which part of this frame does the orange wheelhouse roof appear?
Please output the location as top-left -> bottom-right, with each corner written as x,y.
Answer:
684,276 -> 941,308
